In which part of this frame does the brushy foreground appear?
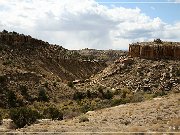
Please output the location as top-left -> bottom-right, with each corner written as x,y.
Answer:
0,93 -> 178,133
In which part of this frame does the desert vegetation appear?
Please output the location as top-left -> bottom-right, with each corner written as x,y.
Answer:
0,31 -> 179,132
9,107 -> 41,128
0,112 -> 2,125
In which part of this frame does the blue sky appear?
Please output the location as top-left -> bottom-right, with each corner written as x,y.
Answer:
96,0 -> 180,23
0,0 -> 180,50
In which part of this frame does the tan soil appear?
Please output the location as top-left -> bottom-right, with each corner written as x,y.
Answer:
6,93 -> 178,133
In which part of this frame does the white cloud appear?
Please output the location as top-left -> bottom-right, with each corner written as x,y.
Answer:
174,0 -> 180,2
169,0 -> 180,2
0,0 -> 180,50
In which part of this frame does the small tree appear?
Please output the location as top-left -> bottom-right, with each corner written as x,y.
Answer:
154,38 -> 162,44
19,85 -> 28,96
38,87 -> 49,102
19,85 -> 33,102
12,31 -> 18,35
98,86 -> 104,99
7,90 -> 18,108
103,90 -> 113,99
73,91 -> 85,100
2,30 -> 8,33
0,75 -> 6,84
67,81 -> 74,88
0,112 -> 2,125
43,107 -> 63,120
86,90 -> 91,98
10,107 -> 40,128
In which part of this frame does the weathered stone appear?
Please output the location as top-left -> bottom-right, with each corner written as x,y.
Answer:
0,31 -> 48,48
143,78 -> 150,84
147,72 -> 153,77
169,65 -> 176,73
129,41 -> 180,59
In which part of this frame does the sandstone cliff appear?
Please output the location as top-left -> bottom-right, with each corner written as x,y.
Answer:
129,40 -> 180,59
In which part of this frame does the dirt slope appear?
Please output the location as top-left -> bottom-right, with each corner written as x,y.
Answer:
11,93 -> 180,133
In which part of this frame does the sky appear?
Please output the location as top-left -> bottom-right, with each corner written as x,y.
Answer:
0,0 -> 180,50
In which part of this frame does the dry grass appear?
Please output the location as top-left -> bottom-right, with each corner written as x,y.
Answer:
2,93 -> 177,133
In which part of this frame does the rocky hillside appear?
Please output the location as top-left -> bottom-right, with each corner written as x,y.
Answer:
75,57 -> 180,95
0,30 -> 106,107
0,32 -> 179,133
73,48 -> 127,65
0,30 -> 106,81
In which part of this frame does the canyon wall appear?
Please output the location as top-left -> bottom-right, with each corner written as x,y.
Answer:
129,42 -> 180,59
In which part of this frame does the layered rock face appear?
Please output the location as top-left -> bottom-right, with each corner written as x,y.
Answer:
0,30 -> 48,47
129,41 -> 180,59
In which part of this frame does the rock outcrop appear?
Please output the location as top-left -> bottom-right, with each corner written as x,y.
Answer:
129,40 -> 180,59
0,30 -> 48,47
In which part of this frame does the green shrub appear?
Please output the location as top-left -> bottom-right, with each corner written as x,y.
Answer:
90,91 -> 99,99
67,81 -> 74,88
12,31 -> 18,35
154,38 -> 162,44
73,91 -> 85,100
122,97 -> 131,104
0,109 -> 9,119
97,88 -> 104,99
0,75 -> 6,83
0,44 -> 3,51
80,104 -> 92,113
111,98 -> 123,106
38,87 -> 49,102
97,87 -> 114,99
44,82 -> 48,88
53,81 -> 57,87
153,90 -> 167,97
3,59 -> 12,65
0,112 -> 2,125
78,99 -> 95,113
43,107 -> 63,120
7,90 -> 18,108
175,69 -> 180,76
86,90 -> 91,98
144,93 -> 154,100
19,85 -> 32,102
2,30 -> 8,33
10,107 -> 40,128
103,90 -> 113,99
111,97 -> 130,106
19,85 -> 28,96
97,86 -> 104,94
121,88 -> 131,98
